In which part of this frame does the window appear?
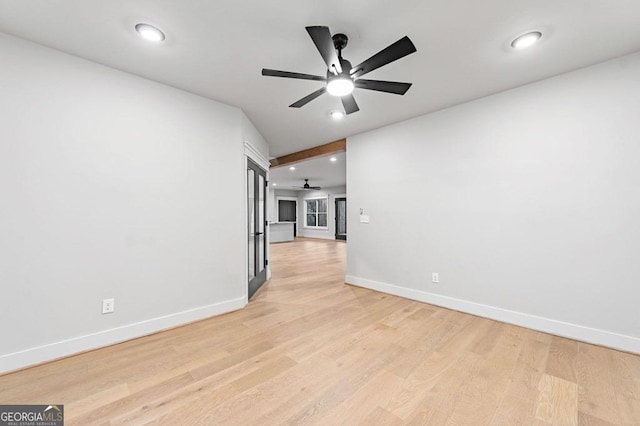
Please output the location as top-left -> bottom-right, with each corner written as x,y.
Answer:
304,197 -> 328,228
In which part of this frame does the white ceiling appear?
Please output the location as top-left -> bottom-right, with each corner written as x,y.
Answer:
1,1 -> 640,157
270,152 -> 346,191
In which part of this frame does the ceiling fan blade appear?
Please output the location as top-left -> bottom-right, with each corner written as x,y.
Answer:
341,94 -> 360,115
354,79 -> 412,95
262,69 -> 326,82
289,87 -> 326,108
306,26 -> 342,74
310,186 -> 321,190
350,36 -> 416,79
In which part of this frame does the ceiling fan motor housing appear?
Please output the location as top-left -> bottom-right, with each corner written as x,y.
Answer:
332,33 -> 348,51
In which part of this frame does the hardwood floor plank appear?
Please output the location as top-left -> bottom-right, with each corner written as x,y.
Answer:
314,371 -> 405,425
1,237 -> 638,424
609,350 -> 640,426
545,335 -> 578,382
491,394 -> 537,426
576,343 -> 623,424
283,344 -> 406,424
578,411 -> 619,426
245,353 -> 348,425
536,373 -> 578,425
65,372 -> 195,425
359,406 -> 405,426
65,383 -> 130,421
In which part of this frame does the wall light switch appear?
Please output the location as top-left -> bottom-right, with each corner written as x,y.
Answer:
360,215 -> 370,224
432,273 -> 439,283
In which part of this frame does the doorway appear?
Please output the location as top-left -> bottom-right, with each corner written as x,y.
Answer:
278,199 -> 297,236
247,158 -> 267,299
335,197 -> 347,240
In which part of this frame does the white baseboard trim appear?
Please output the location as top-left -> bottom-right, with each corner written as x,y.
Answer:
0,297 -> 247,374
346,275 -> 640,354
298,234 -> 335,241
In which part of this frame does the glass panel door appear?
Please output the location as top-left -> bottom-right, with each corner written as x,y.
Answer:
258,174 -> 265,274
247,168 -> 255,281
335,197 -> 347,240
247,158 -> 267,299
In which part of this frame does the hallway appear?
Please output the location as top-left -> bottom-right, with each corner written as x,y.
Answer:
1,238 -> 638,424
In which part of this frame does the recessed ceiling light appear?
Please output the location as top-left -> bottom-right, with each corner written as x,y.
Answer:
272,183 -> 277,186
330,157 -> 337,162
511,31 -> 542,49
135,23 -> 166,43
289,166 -> 296,171
330,111 -> 345,120
326,77 -> 354,97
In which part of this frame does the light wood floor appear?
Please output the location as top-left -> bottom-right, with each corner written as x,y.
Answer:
2,238 -> 639,425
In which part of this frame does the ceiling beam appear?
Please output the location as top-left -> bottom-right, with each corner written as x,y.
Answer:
270,139 -> 346,169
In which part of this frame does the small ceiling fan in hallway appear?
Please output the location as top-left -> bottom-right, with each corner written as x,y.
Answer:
262,26 -> 417,114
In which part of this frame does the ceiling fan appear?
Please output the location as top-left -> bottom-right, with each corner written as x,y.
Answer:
262,26 -> 417,115
295,179 -> 321,190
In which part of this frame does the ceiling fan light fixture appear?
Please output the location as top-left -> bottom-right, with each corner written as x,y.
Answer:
326,76 -> 354,97
511,31 -> 542,49
135,23 -> 165,42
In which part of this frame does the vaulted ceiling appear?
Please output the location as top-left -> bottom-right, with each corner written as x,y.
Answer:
1,0 -> 640,157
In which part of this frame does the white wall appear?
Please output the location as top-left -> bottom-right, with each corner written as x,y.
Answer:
347,52 -> 640,353
241,114 -> 269,162
268,189 -> 277,223
298,186 -> 347,240
0,33 -> 268,372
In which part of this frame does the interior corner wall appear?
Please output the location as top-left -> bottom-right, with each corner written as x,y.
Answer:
0,33 -> 252,373
298,186 -> 347,240
346,52 -> 640,353
241,114 -> 270,163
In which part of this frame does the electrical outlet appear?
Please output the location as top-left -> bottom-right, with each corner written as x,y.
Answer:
432,273 -> 439,283
102,298 -> 115,314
